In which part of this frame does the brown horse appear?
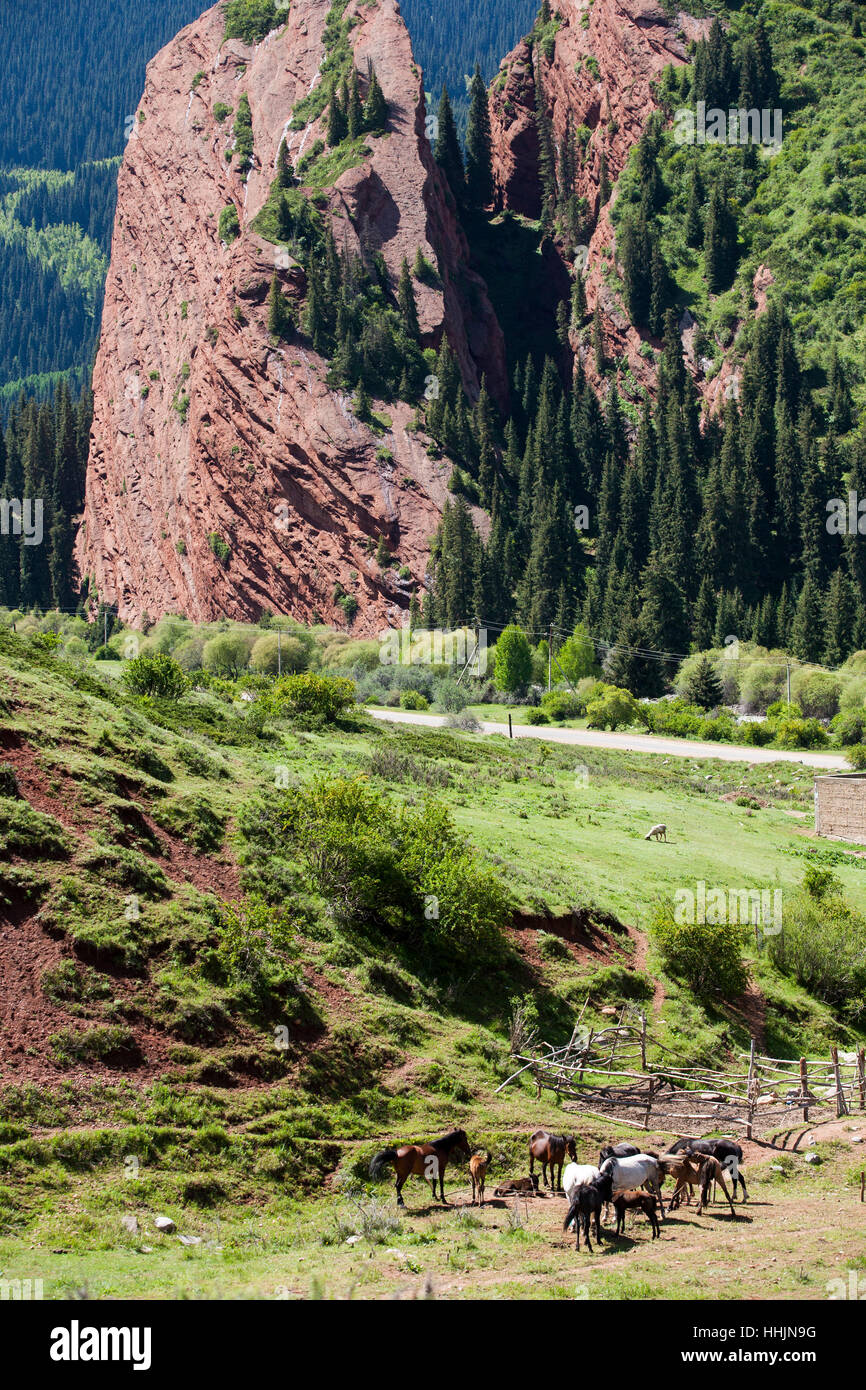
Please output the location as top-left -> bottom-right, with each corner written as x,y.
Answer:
529,1129 -> 577,1190
370,1129 -> 472,1206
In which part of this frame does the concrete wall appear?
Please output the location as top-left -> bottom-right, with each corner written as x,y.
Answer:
814,773 -> 866,845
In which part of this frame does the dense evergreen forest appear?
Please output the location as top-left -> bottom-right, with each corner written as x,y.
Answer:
0,384 -> 90,612
0,0 -> 204,402
401,0 -> 537,131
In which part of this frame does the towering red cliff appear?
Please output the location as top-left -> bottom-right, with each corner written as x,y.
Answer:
489,0 -> 710,404
76,0 -> 505,633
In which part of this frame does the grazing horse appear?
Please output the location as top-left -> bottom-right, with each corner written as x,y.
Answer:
599,1153 -> 666,1217
370,1129 -> 471,1207
668,1137 -> 748,1201
529,1129 -> 578,1190
599,1141 -> 642,1166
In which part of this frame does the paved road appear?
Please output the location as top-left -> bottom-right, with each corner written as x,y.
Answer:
369,708 -> 847,770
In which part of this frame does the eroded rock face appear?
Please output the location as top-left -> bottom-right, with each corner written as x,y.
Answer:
76,0 -> 505,632
489,0 -> 712,410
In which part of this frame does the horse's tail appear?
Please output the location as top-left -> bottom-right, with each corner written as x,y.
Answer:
370,1147 -> 399,1179
563,1196 -> 579,1232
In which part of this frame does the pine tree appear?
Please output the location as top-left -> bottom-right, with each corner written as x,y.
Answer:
275,137 -> 293,190
397,257 -> 420,339
692,575 -> 717,652
347,69 -> 363,139
434,86 -> 464,201
684,162 -> 704,249
592,306 -> 606,374
683,654 -> 724,708
464,63 -> 493,209
790,571 -> 824,663
327,88 -> 347,147
267,272 -> 292,339
823,569 -> 856,667
704,180 -> 738,293
363,67 -> 388,134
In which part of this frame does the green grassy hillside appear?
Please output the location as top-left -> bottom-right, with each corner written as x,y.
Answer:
1,627 -> 865,1297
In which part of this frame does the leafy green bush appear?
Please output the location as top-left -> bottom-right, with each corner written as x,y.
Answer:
269,672 -> 355,724
121,653 -> 187,700
218,204 -> 240,244
767,874 -> 866,1024
846,743 -> 866,769
223,1 -> 282,47
202,631 -> 253,677
279,777 -> 512,965
526,708 -> 549,724
586,685 -> 643,731
250,632 -> 308,675
651,901 -> 749,999
772,718 -> 828,750
540,691 -> 582,721
399,689 -> 429,711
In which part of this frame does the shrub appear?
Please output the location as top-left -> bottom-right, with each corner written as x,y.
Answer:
735,719 -> 775,747
400,689 -> 429,711
651,901 -> 749,999
218,204 -> 240,244
740,660 -> 786,712
269,672 -> 355,724
846,743 -> 866,770
767,876 -> 866,1024
202,631 -> 254,677
772,718 -> 828,750
832,709 -> 866,745
586,686 -> 642,730
279,778 -> 511,965
526,708 -> 549,724
121,653 -> 188,700
250,632 -> 308,676
791,670 -> 842,720
435,679 -> 468,713
223,0 -> 282,45
540,691 -> 582,721
207,532 -> 231,567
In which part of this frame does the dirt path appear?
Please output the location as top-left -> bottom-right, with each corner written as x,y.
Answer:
370,709 -> 847,769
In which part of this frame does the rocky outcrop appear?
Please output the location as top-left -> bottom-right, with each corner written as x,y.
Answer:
489,0 -> 710,408
76,0 -> 506,633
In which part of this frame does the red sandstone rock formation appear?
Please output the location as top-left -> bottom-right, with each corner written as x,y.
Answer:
76,0 -> 505,633
489,0 -> 712,411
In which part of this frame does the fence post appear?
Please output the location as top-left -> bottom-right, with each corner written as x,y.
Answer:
832,1046 -> 848,1118
578,1028 -> 593,1086
858,1048 -> 865,1111
800,1057 -> 809,1124
746,1038 -> 757,1140
643,1076 -> 655,1132
640,1013 -> 647,1072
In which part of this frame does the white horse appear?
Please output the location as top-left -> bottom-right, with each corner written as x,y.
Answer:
562,1163 -> 601,1229
599,1153 -> 666,1216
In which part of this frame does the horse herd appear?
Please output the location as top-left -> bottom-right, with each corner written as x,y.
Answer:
370,1127 -> 748,1252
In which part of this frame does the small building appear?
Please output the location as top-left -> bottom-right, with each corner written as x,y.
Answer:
814,772 -> 866,845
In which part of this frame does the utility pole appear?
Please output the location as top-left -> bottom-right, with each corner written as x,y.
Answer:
786,661 -> 791,708
548,624 -> 552,693
277,627 -> 282,678
103,608 -> 108,650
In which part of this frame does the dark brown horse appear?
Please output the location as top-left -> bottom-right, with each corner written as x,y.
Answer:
529,1129 -> 577,1190
370,1129 -> 471,1206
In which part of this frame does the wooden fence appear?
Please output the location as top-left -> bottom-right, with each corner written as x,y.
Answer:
497,1006 -> 866,1138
